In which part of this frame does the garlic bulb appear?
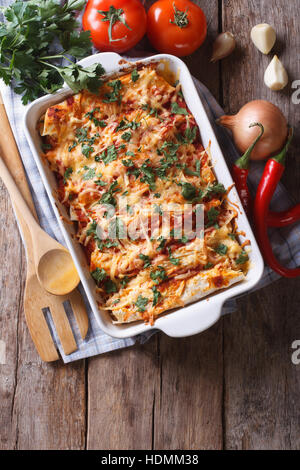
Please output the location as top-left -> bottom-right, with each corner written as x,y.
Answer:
264,55 -> 288,91
211,32 -> 236,62
251,23 -> 276,54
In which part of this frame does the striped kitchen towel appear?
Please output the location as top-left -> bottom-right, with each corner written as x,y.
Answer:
1,70 -> 299,363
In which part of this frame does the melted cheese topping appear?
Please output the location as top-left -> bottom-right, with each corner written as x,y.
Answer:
40,63 -> 249,325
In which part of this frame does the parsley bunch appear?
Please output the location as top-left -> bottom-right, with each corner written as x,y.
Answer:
0,0 -> 105,104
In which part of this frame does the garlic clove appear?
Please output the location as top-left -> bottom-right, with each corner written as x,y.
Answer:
251,23 -> 276,54
211,32 -> 236,63
264,55 -> 288,91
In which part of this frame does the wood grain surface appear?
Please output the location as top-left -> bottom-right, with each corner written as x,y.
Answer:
0,0 -> 300,450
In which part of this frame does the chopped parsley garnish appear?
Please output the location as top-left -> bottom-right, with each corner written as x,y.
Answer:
203,182 -> 226,199
126,204 -> 133,214
135,295 -> 149,312
100,180 -> 120,206
170,228 -> 189,244
179,182 -> 198,201
139,254 -> 151,268
171,102 -> 189,115
156,236 -> 166,251
82,144 -> 94,158
141,103 -> 162,120
116,118 -> 140,132
154,193 -> 161,198
131,69 -> 139,82
122,159 -> 134,167
63,167 -> 73,184
83,167 -> 96,180
99,145 -> 118,165
203,262 -> 214,270
91,267 -> 107,284
152,286 -> 161,307
121,131 -> 132,142
183,160 -> 201,177
104,279 -> 117,293
184,126 -> 197,143
75,127 -> 88,143
126,151 -> 135,157
228,233 -> 236,240
140,161 -> 156,191
68,141 -> 77,152
150,266 -> 168,284
120,276 -> 130,288
167,247 -> 180,265
85,107 -> 107,128
236,251 -> 249,264
215,244 -> 228,255
95,178 -> 107,187
205,207 -> 219,228
103,79 -> 122,103
93,118 -> 107,128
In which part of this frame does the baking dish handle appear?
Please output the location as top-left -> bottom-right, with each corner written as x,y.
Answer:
156,299 -> 224,338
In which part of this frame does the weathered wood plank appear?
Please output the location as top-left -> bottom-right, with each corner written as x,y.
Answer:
152,0 -> 224,450
0,188 -> 87,450
222,0 -> 300,450
0,181 -> 23,449
87,339 -> 158,450
153,324 -> 224,450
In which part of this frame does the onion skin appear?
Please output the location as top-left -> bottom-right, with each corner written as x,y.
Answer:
217,100 -> 288,160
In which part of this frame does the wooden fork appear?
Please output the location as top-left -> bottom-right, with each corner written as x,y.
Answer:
0,91 -> 89,361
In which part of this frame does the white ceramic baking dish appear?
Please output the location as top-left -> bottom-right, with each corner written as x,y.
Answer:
23,52 -> 264,338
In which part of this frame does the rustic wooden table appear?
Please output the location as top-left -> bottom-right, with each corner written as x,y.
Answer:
0,0 -> 300,450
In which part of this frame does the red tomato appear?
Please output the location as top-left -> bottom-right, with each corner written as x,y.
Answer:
82,0 -> 147,53
147,0 -> 207,57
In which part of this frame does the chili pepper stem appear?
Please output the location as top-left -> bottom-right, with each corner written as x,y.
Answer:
235,122 -> 264,169
272,127 -> 293,165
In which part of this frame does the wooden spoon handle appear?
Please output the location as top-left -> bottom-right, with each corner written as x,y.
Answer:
0,93 -> 36,215
0,156 -> 39,232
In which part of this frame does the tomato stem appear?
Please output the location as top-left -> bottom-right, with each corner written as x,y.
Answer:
98,6 -> 132,43
170,3 -> 189,28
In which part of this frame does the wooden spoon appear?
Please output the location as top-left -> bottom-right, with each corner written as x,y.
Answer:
0,157 -> 80,296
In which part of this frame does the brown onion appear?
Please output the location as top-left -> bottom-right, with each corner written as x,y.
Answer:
217,100 -> 288,160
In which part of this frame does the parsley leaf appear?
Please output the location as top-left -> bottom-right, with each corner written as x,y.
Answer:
139,254 -> 151,268
150,266 -> 168,284
121,131 -> 132,142
98,145 -> 118,165
152,286 -> 161,307
205,208 -> 219,228
131,68 -> 139,82
203,262 -> 214,270
63,167 -> 73,184
103,79 -> 122,103
103,279 -> 117,293
135,295 -> 149,313
91,267 -> 107,284
180,182 -> 197,200
0,0 -> 103,104
83,167 -> 96,180
167,247 -> 180,265
236,251 -> 249,264
215,244 -> 228,255
100,180 -> 120,206
171,102 -> 189,115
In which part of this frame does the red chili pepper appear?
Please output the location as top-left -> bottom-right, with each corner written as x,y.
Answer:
232,123 -> 264,216
253,128 -> 300,278
267,204 -> 300,227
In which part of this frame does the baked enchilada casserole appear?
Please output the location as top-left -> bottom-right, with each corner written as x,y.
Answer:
39,63 -> 250,325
